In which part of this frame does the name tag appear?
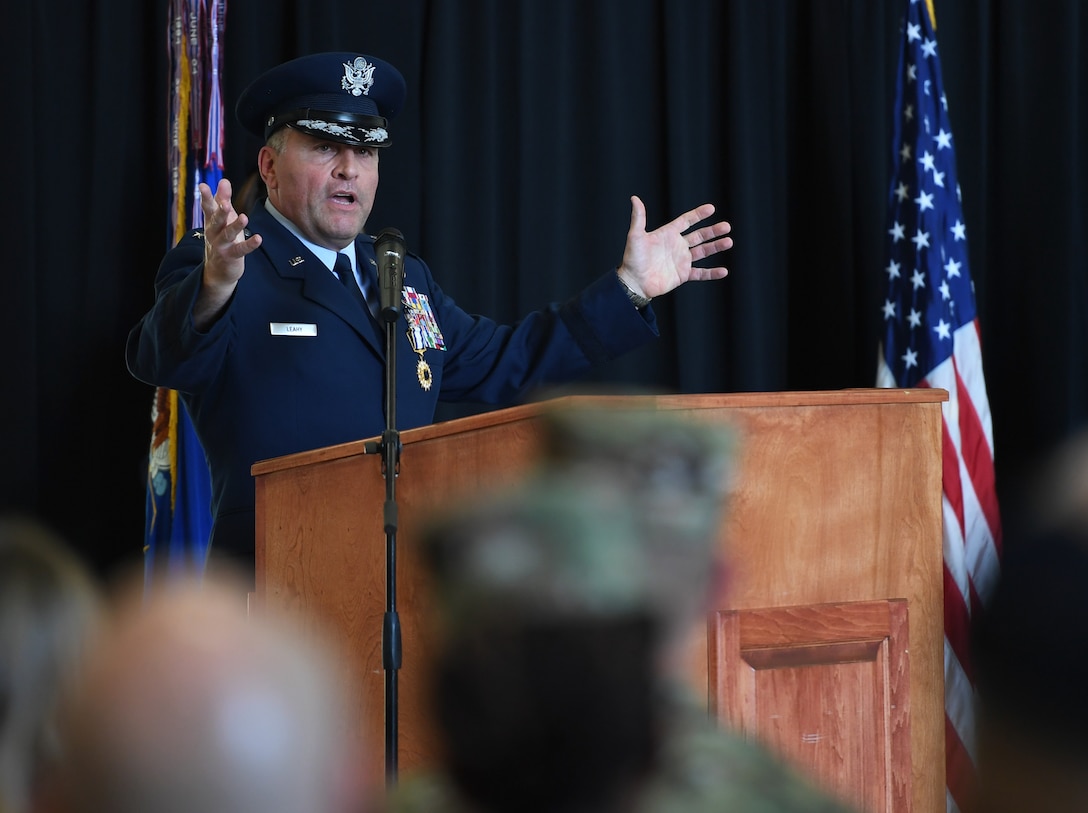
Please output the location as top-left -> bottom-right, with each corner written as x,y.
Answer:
269,322 -> 318,337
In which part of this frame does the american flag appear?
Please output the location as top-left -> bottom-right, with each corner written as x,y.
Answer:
875,2 -> 1002,811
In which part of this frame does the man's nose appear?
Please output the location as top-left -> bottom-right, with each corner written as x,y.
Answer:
334,153 -> 360,178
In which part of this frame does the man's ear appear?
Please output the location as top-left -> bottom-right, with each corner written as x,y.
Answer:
257,145 -> 277,191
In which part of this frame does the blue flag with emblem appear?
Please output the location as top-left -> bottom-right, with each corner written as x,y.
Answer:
144,0 -> 225,586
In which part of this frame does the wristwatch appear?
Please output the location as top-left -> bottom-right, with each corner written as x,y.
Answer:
617,274 -> 652,309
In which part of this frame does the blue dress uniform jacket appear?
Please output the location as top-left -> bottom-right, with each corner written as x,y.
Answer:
126,204 -> 659,565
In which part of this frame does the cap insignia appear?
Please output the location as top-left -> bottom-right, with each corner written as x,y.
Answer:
341,57 -> 376,97
297,119 -> 360,142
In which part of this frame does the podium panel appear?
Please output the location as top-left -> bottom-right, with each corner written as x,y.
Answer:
711,600 -> 911,812
253,389 -> 946,810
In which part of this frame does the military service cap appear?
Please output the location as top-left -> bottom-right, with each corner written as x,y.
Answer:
422,404 -> 738,633
236,52 -> 406,148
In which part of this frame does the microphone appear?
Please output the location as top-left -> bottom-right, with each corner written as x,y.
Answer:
374,227 -> 406,323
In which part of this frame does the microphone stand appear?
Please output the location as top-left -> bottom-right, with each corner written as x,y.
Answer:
364,232 -> 406,787
378,311 -> 402,787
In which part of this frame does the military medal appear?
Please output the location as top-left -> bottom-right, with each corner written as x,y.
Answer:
414,352 -> 432,390
402,286 -> 445,391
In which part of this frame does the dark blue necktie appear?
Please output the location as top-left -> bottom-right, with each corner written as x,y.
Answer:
335,252 -> 378,319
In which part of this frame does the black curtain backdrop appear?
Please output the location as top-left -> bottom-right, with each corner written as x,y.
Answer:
6,1 -> 1087,576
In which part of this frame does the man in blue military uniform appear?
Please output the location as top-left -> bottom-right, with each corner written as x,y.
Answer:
126,52 -> 734,574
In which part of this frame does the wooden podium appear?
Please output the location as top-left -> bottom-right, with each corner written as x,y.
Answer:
253,389 -> 946,812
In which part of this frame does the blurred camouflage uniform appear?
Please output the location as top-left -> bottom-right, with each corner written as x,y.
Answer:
383,405 -> 856,813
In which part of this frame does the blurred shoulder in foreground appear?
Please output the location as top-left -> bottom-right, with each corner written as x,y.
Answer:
973,430 -> 1088,813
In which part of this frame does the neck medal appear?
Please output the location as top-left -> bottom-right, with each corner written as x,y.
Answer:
402,286 -> 445,391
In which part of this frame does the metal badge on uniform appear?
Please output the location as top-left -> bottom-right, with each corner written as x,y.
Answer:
269,322 -> 318,337
402,286 -> 445,391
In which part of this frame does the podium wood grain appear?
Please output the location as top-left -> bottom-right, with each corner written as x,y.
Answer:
253,389 -> 945,810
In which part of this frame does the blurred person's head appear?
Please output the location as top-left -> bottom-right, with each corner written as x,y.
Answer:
0,516 -> 101,813
420,405 -> 737,813
1022,428 -> 1088,537
47,574 -> 365,813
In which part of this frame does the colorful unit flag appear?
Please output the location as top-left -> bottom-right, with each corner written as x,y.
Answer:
876,2 -> 1002,811
144,0 -> 226,586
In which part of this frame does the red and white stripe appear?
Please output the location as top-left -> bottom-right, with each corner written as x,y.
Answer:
878,318 -> 1002,813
